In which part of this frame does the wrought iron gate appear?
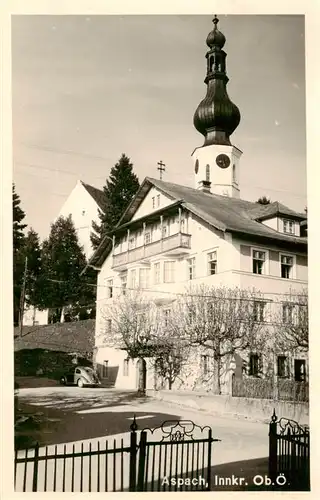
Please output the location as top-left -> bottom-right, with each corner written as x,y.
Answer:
132,418 -> 220,491
269,409 -> 310,491
15,416 -> 219,492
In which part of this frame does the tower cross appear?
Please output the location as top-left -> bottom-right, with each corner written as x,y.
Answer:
157,160 -> 166,180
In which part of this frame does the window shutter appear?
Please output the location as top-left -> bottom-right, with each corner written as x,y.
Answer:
240,245 -> 251,272
269,251 -> 279,262
296,255 -> 307,267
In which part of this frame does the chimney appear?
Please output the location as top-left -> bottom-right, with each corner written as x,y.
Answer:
198,180 -> 211,193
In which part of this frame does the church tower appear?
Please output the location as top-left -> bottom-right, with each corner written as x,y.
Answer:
192,16 -> 242,197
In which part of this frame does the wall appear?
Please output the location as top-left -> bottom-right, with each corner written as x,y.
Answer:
149,390 -> 309,425
131,186 -> 173,220
58,181 -> 100,259
23,306 -> 49,326
94,345 -> 155,390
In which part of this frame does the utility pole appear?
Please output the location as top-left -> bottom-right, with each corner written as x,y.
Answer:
19,256 -> 28,338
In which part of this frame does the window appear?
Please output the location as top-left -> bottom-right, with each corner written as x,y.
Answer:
232,164 -> 236,183
205,164 -> 210,182
106,319 -> 112,332
154,262 -> 161,285
187,257 -> 196,280
208,251 -> 217,275
253,301 -> 265,322
157,194 -> 160,207
139,268 -> 150,289
120,273 -> 127,295
130,269 -> 137,288
294,359 -> 306,382
277,356 -> 287,378
282,303 -> 293,323
201,355 -> 209,376
164,261 -> 175,283
162,224 -> 168,238
281,255 -> 293,279
152,197 -> 155,209
144,232 -> 151,245
180,218 -> 185,233
252,250 -> 266,274
249,354 -> 260,377
283,219 -> 294,234
106,279 -> 113,298
123,358 -> 129,377
102,360 -> 108,378
163,309 -> 171,327
129,236 -> 136,250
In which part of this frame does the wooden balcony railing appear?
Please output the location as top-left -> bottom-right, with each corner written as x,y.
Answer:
112,232 -> 191,268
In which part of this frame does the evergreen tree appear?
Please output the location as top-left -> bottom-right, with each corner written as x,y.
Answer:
257,196 -> 271,205
91,154 -> 140,249
13,184 -> 27,325
41,215 -> 96,322
22,228 -> 42,309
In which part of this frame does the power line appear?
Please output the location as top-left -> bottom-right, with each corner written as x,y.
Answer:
14,160 -> 306,200
47,278 -> 307,302
17,142 -> 113,163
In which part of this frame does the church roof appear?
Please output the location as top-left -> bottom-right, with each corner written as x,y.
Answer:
87,177 -> 307,269
80,181 -> 107,211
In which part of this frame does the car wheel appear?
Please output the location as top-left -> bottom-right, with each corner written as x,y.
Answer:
77,378 -> 84,388
60,376 -> 66,385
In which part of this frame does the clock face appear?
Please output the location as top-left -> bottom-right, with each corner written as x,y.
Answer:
216,154 -> 230,169
194,159 -> 199,174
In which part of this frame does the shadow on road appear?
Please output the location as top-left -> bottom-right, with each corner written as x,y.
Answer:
15,397 -> 181,448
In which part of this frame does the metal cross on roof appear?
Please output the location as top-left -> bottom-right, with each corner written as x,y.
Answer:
157,160 -> 166,180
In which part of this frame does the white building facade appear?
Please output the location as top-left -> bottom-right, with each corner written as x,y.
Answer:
23,180 -> 106,326
89,17 -> 308,395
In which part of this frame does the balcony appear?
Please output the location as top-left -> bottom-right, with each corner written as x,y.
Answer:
112,232 -> 191,269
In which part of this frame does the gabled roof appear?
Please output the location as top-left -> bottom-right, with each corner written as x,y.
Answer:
87,177 -> 307,269
248,201 -> 306,221
80,181 -> 107,211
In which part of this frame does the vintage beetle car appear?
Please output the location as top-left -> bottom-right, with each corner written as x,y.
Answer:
60,366 -> 101,388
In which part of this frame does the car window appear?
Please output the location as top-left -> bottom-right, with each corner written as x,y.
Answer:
75,368 -> 81,374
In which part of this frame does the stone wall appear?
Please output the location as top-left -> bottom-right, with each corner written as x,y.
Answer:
148,389 -> 309,425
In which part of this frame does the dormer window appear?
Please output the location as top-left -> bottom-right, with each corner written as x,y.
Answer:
283,219 -> 294,235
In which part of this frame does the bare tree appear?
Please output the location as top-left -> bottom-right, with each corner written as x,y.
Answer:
179,285 -> 267,395
275,289 -> 308,352
101,291 -> 188,393
152,303 -> 191,390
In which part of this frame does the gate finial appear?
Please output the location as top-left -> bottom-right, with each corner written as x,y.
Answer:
130,414 -> 138,432
271,408 -> 277,422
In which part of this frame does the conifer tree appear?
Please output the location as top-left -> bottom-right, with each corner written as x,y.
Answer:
12,184 -> 27,325
22,228 -> 42,309
40,215 -> 95,322
257,196 -> 271,205
91,154 -> 140,249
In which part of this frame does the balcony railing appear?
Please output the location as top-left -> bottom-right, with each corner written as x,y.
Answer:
112,232 -> 191,268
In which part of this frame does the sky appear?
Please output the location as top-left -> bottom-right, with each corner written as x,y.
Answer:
11,14 -> 306,240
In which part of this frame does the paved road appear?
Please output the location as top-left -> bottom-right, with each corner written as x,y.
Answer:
16,385 -> 269,467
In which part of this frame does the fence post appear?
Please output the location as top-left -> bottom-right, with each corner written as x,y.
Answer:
269,409 -> 278,483
207,429 -> 212,491
137,431 -> 147,491
129,416 -> 138,492
32,443 -> 39,492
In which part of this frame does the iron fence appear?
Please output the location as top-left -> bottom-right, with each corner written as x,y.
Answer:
232,376 -> 308,402
15,416 -> 219,492
269,409 -> 310,491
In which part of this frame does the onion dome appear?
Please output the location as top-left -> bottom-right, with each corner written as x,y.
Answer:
206,16 -> 226,49
193,16 -> 241,146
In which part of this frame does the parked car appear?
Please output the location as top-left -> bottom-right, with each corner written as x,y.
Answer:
60,366 -> 101,388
